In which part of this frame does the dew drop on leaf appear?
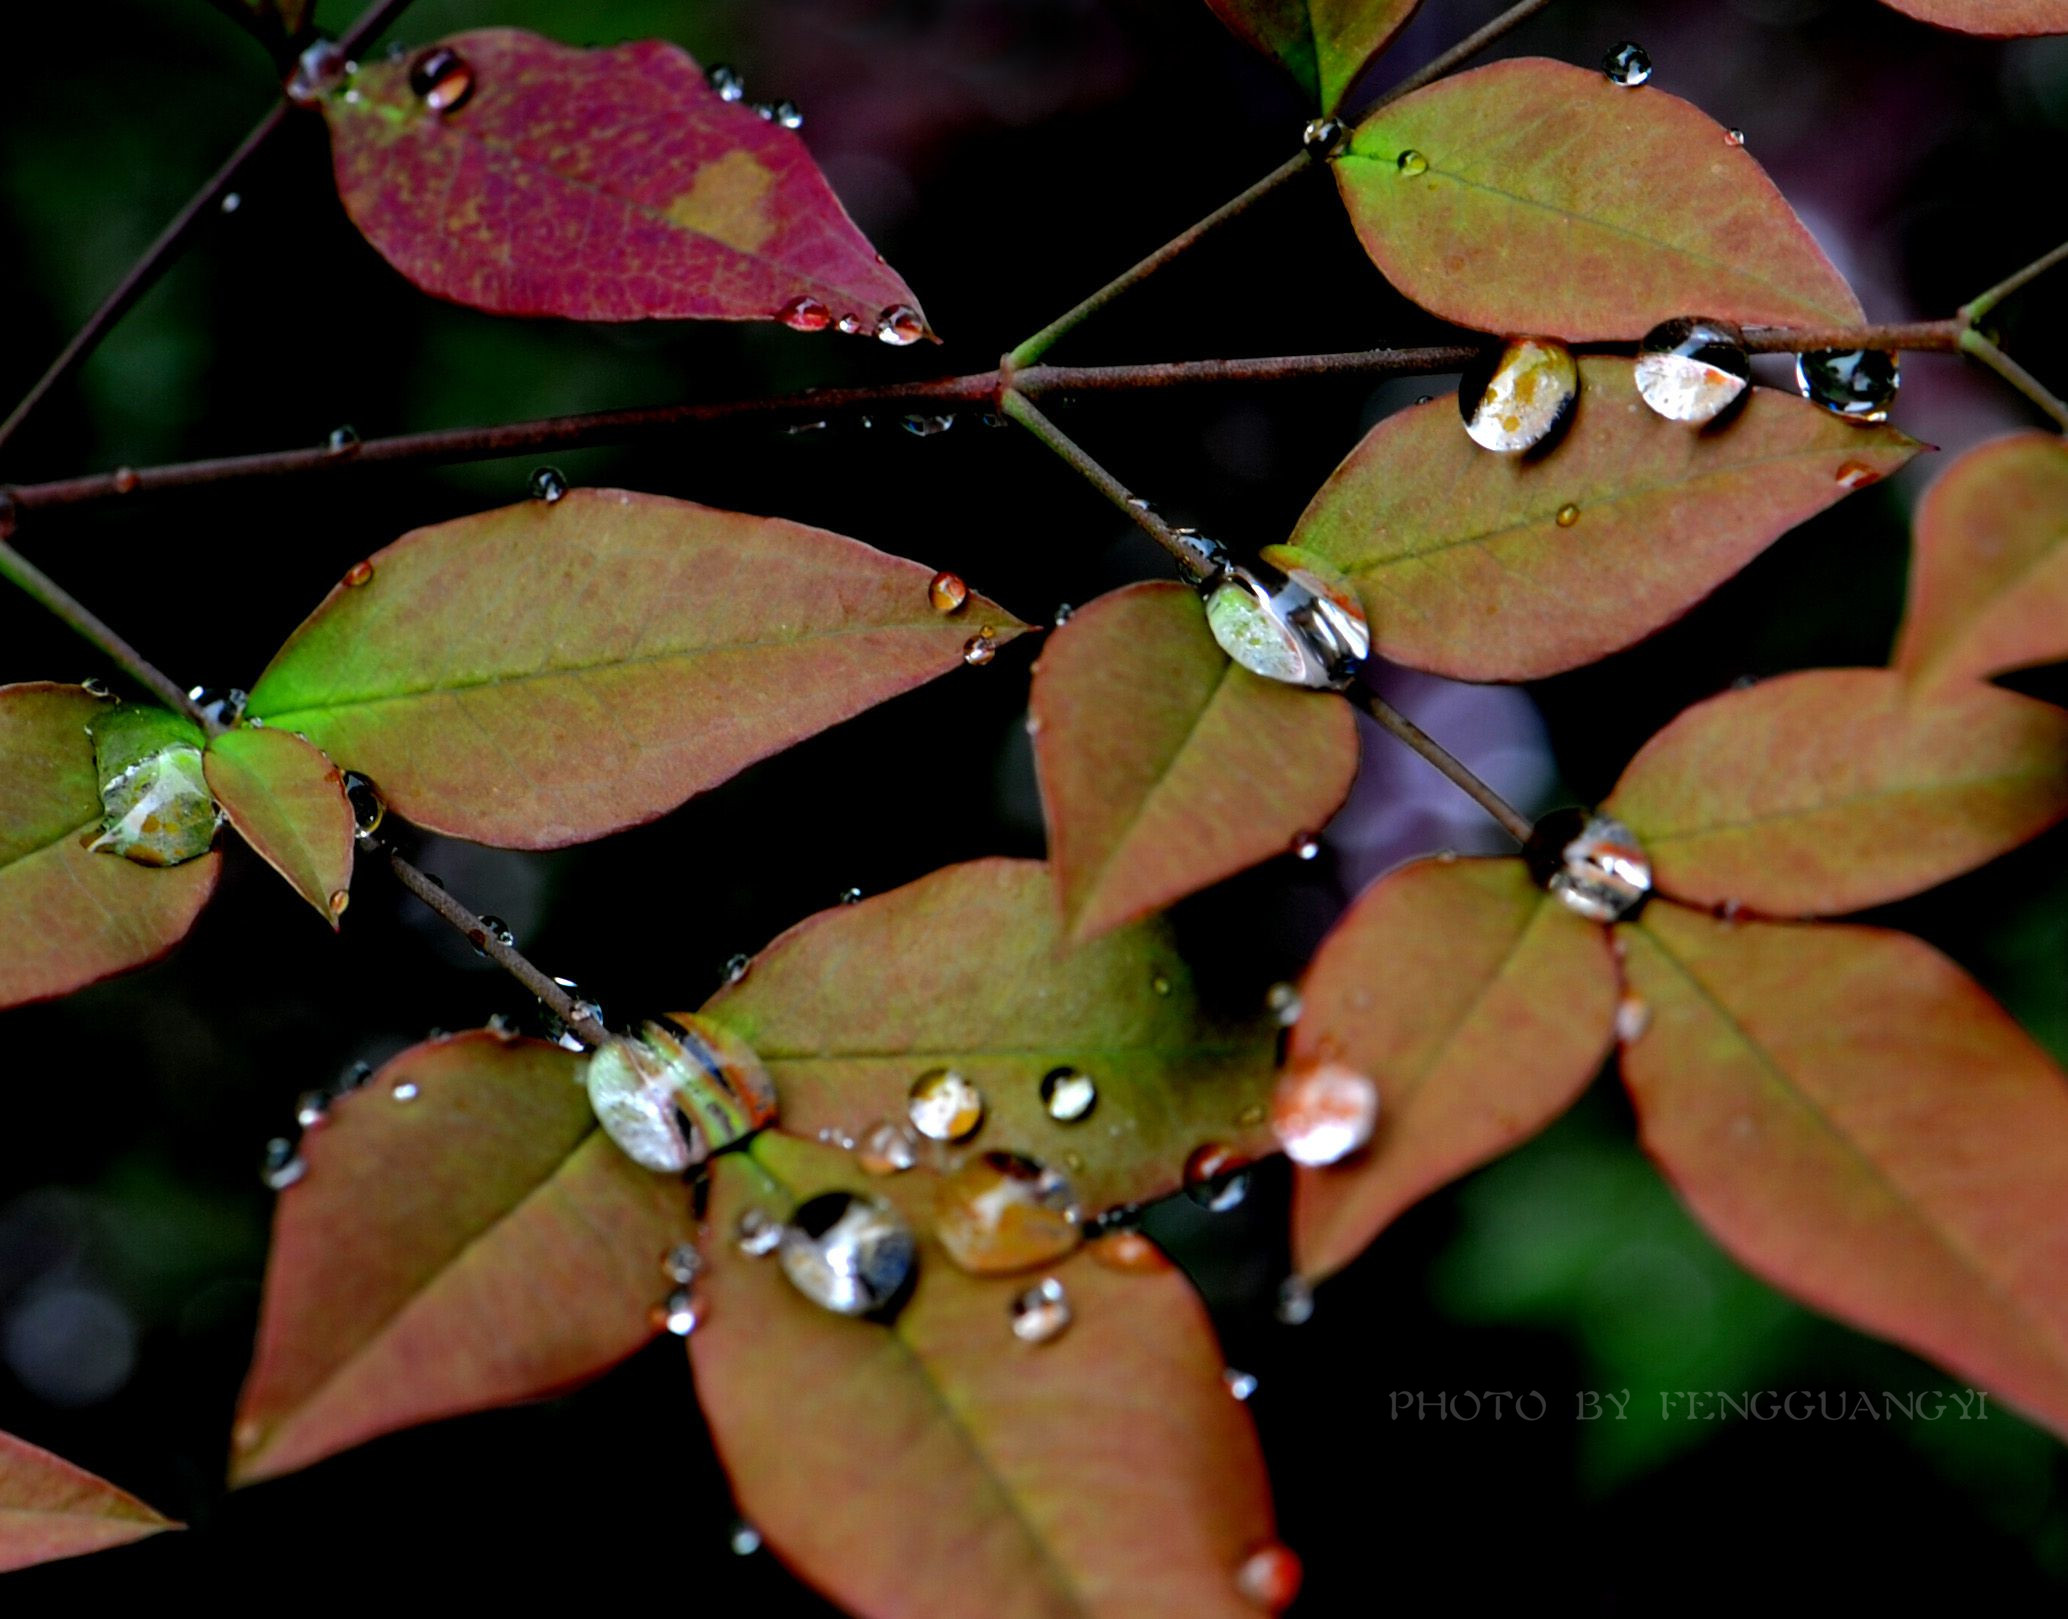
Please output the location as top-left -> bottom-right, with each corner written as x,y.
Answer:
1603,41 -> 1652,86
343,560 -> 374,587
779,1191 -> 918,1316
1835,459 -> 1880,490
1265,981 -> 1302,1026
651,1287 -> 701,1336
1292,832 -> 1322,861
836,312 -> 866,335
855,1118 -> 921,1176
1459,338 -> 1579,454
528,466 -> 568,503
390,1080 -> 419,1102
776,295 -> 831,331
1724,127 -> 1746,147
1797,349 -> 1900,421
1634,317 -> 1751,425
1183,1143 -> 1253,1212
186,685 -> 248,726
962,629 -> 998,667
1276,1276 -> 1316,1326
1396,149 -> 1428,177
875,304 -> 926,345
1053,602 -> 1075,626
771,99 -> 804,130
1525,808 -> 1653,922
586,1019 -> 778,1172
729,1522 -> 763,1556
934,1151 -> 1083,1275
260,1136 -> 306,1191
409,46 -> 476,114
928,570 -> 969,614
661,1243 -> 702,1286
342,770 -> 386,841
1039,1066 -> 1097,1123
722,952 -> 752,986
736,1208 -> 783,1258
1272,1060 -> 1379,1167
86,705 -> 216,867
1616,993 -> 1653,1042
706,63 -> 746,102
328,888 -> 350,919
295,1090 -> 329,1128
1223,1368 -> 1259,1401
1009,1277 -> 1073,1345
908,1067 -> 985,1142
1236,1543 -> 1304,1612
1557,503 -> 1580,527
1204,552 -> 1370,689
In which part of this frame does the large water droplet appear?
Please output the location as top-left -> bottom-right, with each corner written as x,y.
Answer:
410,46 -> 476,114
928,570 -> 969,614
586,1017 -> 778,1172
1635,317 -> 1750,425
1525,808 -> 1652,922
260,1137 -> 306,1191
342,771 -> 386,842
1204,548 -> 1370,690
1302,117 -> 1345,156
779,1191 -> 917,1316
285,38 -> 351,106
736,1208 -> 783,1257
934,1151 -> 1082,1274
1040,1066 -> 1097,1123
1236,1542 -> 1304,1612
777,295 -> 831,332
529,466 -> 568,503
1272,1061 -> 1379,1166
1603,41 -> 1652,86
707,63 -> 746,102
186,685 -> 248,727
1009,1277 -> 1073,1345
86,705 -> 216,867
876,305 -> 926,345
1459,338 -> 1579,454
907,1067 -> 985,1142
856,1118 -> 921,1176
1183,1143 -> 1252,1211
1796,349 -> 1899,421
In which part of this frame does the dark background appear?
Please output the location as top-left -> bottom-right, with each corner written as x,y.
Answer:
4,0 -> 2067,1606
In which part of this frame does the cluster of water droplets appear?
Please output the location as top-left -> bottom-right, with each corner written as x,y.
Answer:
257,1055 -> 383,1191
774,295 -> 928,345
704,64 -> 803,128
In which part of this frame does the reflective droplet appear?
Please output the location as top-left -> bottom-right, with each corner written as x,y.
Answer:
343,560 -> 374,587
342,771 -> 385,841
1272,1060 -> 1379,1167
81,678 -> 111,699
779,1191 -> 917,1316
1265,982 -> 1302,1026
1224,1368 -> 1259,1401
1183,1143 -> 1252,1211
328,888 -> 350,918
295,1090 -> 330,1128
390,1080 -> 420,1102
586,1017 -> 779,1172
777,295 -> 831,331
729,1522 -> 763,1556
1053,602 -> 1075,626
1236,1542 -> 1304,1612
836,313 -> 866,336
326,424 -> 360,455
934,1152 -> 1082,1274
220,191 -> 241,215
722,952 -> 752,985
901,412 -> 953,437
111,466 -> 139,494
1635,317 -> 1751,425
1010,1277 -> 1073,1345
1835,459 -> 1880,490
1089,1229 -> 1171,1273
651,1287 -> 700,1336
837,885 -> 863,905
186,685 -> 248,727
529,466 -> 568,503
928,570 -> 969,614
1396,149 -> 1428,177
856,1118 -> 921,1176
1204,548 -> 1370,689
260,1137 -> 306,1191
1040,1066 -> 1097,1123
1276,1276 -> 1316,1326
1150,972 -> 1171,996
1796,349 -> 1899,422
661,1243 -> 702,1285
285,38 -> 351,105
753,101 -> 777,121
476,914 -> 514,950
962,630 -> 997,667
1616,993 -> 1653,1042
1603,41 -> 1652,86
707,63 -> 746,102
1724,127 -> 1746,147
772,99 -> 804,130
736,1208 -> 783,1257
409,46 -> 475,114
1556,503 -> 1580,527
876,305 -> 926,345
908,1067 -> 985,1142
86,705 -> 215,867
1301,117 -> 1345,156
1293,832 -> 1321,861
1459,338 -> 1579,454
1525,808 -> 1652,922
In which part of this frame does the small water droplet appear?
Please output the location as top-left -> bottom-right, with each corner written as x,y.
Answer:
529,466 -> 568,503
342,770 -> 385,841
220,191 -> 242,215
81,678 -> 111,699
856,1119 -> 921,1176
1724,127 -> 1746,147
1525,808 -> 1652,922
477,914 -> 514,950
753,101 -> 777,121
295,1089 -> 330,1128
876,305 -> 926,346
327,888 -> 350,918
339,1059 -> 374,1091
1205,553 -> 1369,689
285,38 -> 351,105
111,466 -> 139,495
1396,149 -> 1428,177
901,412 -> 954,437
651,1287 -> 701,1336
1272,1061 -> 1379,1167
1089,1229 -> 1171,1273
260,1137 -> 306,1191
777,295 -> 831,331
934,1152 -> 1082,1274
1301,117 -> 1345,156
1276,1276 -> 1316,1325
1603,41 -> 1652,86
908,1067 -> 985,1142
736,1208 -> 783,1257
186,686 -> 249,726
837,885 -> 863,906
1040,1066 -> 1097,1123
1053,602 -> 1075,626
1183,1143 -> 1252,1211
1292,832 -> 1321,861
390,1079 -> 420,1102
343,559 -> 374,588
772,99 -> 804,130
1151,972 -> 1172,997
1459,338 -> 1579,454
1224,1368 -> 1259,1401
707,63 -> 746,102
1796,349 -> 1899,422
326,424 -> 360,455
780,1191 -> 917,1315
836,313 -> 866,336
962,630 -> 998,667
1265,982 -> 1302,1026
1635,317 -> 1751,425
409,45 -> 475,114
1236,1542 -> 1304,1611
729,1522 -> 762,1556
928,571 -> 969,614
1835,459 -> 1880,490
722,952 -> 752,985
1556,503 -> 1580,527
661,1243 -> 701,1285
1415,393 -> 1433,406
1615,994 -> 1653,1043
1010,1277 -> 1073,1345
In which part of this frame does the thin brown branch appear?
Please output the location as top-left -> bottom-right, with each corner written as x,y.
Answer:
999,390 -> 1211,574
1355,690 -> 1534,844
1740,320 -> 1963,355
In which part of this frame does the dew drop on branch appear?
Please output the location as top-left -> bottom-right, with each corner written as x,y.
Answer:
1634,317 -> 1750,425
1459,338 -> 1579,454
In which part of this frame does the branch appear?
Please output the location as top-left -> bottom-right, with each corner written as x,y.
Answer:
1354,690 -> 1534,845
1962,239 -> 2068,326
1960,330 -> 2068,431
1740,319 -> 1963,354
1360,0 -> 1557,114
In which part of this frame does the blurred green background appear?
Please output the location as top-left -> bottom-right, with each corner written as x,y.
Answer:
3,0 -> 2066,1605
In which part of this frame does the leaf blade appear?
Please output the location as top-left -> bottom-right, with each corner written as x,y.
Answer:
0,1431 -> 177,1575
1202,0 -> 1422,110
1877,0 -> 2068,35
204,726 -> 356,927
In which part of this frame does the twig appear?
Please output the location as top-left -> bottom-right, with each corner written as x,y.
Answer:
1355,689 -> 1534,844
1960,330 -> 2068,431
1962,239 -> 2068,326
1740,320 -> 1963,354
1361,0 -> 1558,114
999,389 -> 1212,574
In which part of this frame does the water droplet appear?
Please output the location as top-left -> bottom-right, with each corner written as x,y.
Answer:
1616,993 -> 1653,1042
186,686 -> 248,727
295,1090 -> 330,1128
326,424 -> 360,455
529,466 -> 568,503
1635,317 -> 1751,425
1835,459 -> 1880,490
1089,1229 -> 1171,1273
707,63 -> 746,102
1040,1066 -> 1097,1123
328,888 -> 350,918
111,466 -> 139,495
1236,1101 -> 1267,1128
729,1522 -> 762,1556
80,678 -> 111,699
901,412 -> 954,437
1301,117 -> 1345,156
285,38 -> 351,105
220,191 -> 242,215
86,705 -> 215,866
722,952 -> 752,985
1396,149 -> 1428,177
753,101 -> 777,121
779,1191 -> 917,1316
260,1137 -> 305,1191
1151,972 -> 1172,996
1010,1277 -> 1073,1345
934,1152 -> 1082,1274
651,1287 -> 700,1336
1796,349 -> 1899,421
661,1243 -> 701,1285
876,305 -> 926,346
1724,127 -> 1746,147
772,99 -> 804,130
962,630 -> 998,667
1525,808 -> 1653,922
928,570 -> 969,614
908,1067 -> 985,1142
476,914 -> 514,950
1183,1143 -> 1252,1211
1053,602 -> 1075,626
836,313 -> 867,336
1293,832 -> 1321,861
1556,503 -> 1580,527
1224,1368 -> 1259,1401
777,295 -> 831,331
339,1059 -> 374,1091
1272,1061 -> 1379,1167
1265,982 -> 1302,1026
342,770 -> 385,841
837,885 -> 863,906
586,1018 -> 778,1172
390,1080 -> 420,1103
1276,1276 -> 1316,1325
856,1119 -> 921,1176
1236,1542 -> 1304,1611
343,560 -> 375,588
1459,338 -> 1579,454
409,45 -> 475,113
1603,41 -> 1652,86
1204,550 -> 1370,689
736,1208 -> 783,1257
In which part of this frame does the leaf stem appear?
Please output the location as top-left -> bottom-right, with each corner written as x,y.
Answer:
999,389 -> 1208,572
1961,239 -> 2068,326
1360,0 -> 1558,114
1959,330 -> 2068,431
1354,689 -> 1534,845
1740,319 -> 1963,354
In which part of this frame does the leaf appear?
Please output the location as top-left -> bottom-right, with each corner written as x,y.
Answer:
701,860 -> 1279,1216
243,490 -> 1026,849
0,1431 -> 176,1574
1893,432 -> 2068,689
1337,58 -> 1862,338
0,683 -> 219,1010
1288,858 -> 1618,1279
1603,669 -> 2068,917
1290,360 -> 1919,681
1877,0 -> 2068,35
1620,906 -> 2068,1440
1201,0 -> 1422,112
1032,583 -> 1359,943
692,1134 -> 1280,1619
232,1032 -> 693,1484
203,726 -> 355,928
322,29 -> 925,329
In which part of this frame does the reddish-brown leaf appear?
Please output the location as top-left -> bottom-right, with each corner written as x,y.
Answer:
0,683 -> 218,1009
1338,58 -> 1862,338
322,30 -> 924,329
232,1032 -> 693,1484
701,860 -> 1278,1217
1620,906 -> 2068,1439
1603,669 -> 2068,917
0,1431 -> 176,1574
1201,0 -> 1422,111
243,490 -> 1026,849
1878,0 -> 2068,35
203,726 -> 355,928
1289,858 -> 1618,1279
1893,432 -> 2068,689
692,1134 -> 1280,1619
1033,583 -> 1359,942
1290,361 -> 1919,681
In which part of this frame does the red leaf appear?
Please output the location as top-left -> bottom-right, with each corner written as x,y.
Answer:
1201,0 -> 1423,111
1877,0 -> 2068,35
692,1134 -> 1282,1618
203,726 -> 356,928
1893,432 -> 2068,689
1337,58 -> 1862,338
1289,858 -> 1618,1279
1603,669 -> 2068,917
322,30 -> 924,329
1620,906 -> 2068,1440
233,1032 -> 693,1484
0,683 -> 218,1009
1033,583 -> 1359,941
243,490 -> 1026,849
0,1431 -> 176,1574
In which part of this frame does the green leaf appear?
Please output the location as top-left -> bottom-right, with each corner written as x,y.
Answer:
1620,906 -> 2068,1442
701,860 -> 1279,1217
1337,58 -> 1863,339
1893,432 -> 2068,689
692,1134 -> 1281,1618
1201,0 -> 1422,111
1877,0 -> 2068,36
322,30 -> 926,329
203,726 -> 356,928
0,1431 -> 177,1574
1032,583 -> 1359,942
0,683 -> 219,1010
243,489 -> 1026,849
1289,858 -> 1618,1280
232,1032 -> 693,1484
1603,669 -> 2068,917
1290,360 -> 1919,681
